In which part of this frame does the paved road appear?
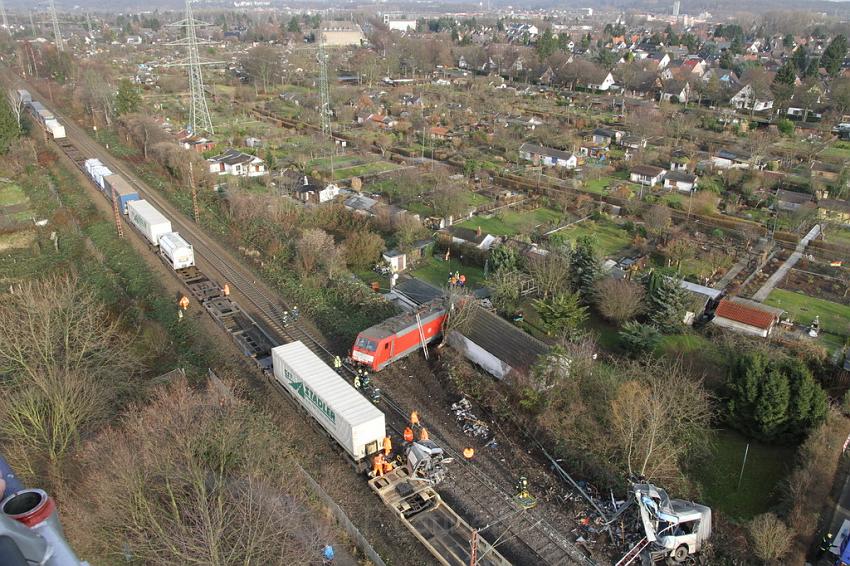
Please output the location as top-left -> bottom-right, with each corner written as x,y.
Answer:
752,224 -> 822,302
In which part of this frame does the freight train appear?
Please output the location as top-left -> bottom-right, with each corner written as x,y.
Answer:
24,88 -> 512,566
21,90 -> 195,271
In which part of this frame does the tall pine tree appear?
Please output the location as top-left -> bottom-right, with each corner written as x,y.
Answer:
821,35 -> 848,77
569,236 -> 601,304
642,271 -> 688,331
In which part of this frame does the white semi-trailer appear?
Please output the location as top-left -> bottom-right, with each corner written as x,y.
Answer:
272,341 -> 385,464
158,232 -> 195,270
126,200 -> 172,246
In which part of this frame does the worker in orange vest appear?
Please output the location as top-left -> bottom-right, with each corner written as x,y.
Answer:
383,436 -> 392,456
459,274 -> 466,287
419,427 -> 429,441
178,295 -> 190,310
410,411 -> 419,427
222,283 -> 230,297
372,453 -> 385,477
383,459 -> 394,474
403,427 -> 414,443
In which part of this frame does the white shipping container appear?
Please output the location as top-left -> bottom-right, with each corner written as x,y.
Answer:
89,165 -> 112,189
45,119 -> 65,139
159,232 -> 195,270
127,200 -> 172,246
17,90 -> 31,103
84,158 -> 103,175
272,342 -> 385,462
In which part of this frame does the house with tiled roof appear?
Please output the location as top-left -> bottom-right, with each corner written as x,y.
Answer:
711,298 -> 781,337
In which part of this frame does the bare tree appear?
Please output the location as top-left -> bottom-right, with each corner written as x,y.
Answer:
749,513 -> 791,564
610,360 -> 712,486
295,228 -> 343,279
6,88 -> 23,129
0,275 -> 140,480
527,250 -> 571,299
440,287 -> 477,346
595,278 -> 645,324
642,204 -> 672,241
66,378 -> 333,565
124,114 -> 168,160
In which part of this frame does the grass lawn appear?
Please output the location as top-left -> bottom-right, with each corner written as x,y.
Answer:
823,227 -> 850,248
693,429 -> 796,520
655,333 -> 713,357
457,207 -> 563,237
765,289 -> 850,348
0,184 -> 27,207
411,255 -> 486,289
552,219 -> 632,257
819,143 -> 850,161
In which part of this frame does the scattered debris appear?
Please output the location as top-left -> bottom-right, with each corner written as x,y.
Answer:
451,397 -> 492,440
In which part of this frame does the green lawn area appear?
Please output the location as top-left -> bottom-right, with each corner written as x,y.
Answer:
693,429 -> 796,520
655,333 -> 713,357
819,143 -> 850,161
0,184 -> 27,207
823,227 -> 850,248
457,207 -> 563,237
765,289 -> 850,348
552,219 -> 632,257
411,255 -> 486,289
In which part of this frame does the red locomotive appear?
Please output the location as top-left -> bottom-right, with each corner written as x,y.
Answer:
352,300 -> 447,371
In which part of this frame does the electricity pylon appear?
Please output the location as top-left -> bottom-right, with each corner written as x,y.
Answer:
317,35 -> 331,138
49,0 -> 63,51
0,0 -> 9,32
166,0 -> 219,134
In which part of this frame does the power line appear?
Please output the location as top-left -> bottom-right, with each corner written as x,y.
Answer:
166,0 -> 219,134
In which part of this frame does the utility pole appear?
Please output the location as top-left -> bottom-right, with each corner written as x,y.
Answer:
166,0 -> 218,134
189,161 -> 200,224
0,0 -> 9,32
49,0 -> 63,51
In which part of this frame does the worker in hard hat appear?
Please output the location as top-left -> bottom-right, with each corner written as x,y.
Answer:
178,295 -> 190,310
383,436 -> 392,456
383,459 -> 394,474
353,373 -> 361,389
372,453 -> 385,477
459,274 -> 466,287
817,532 -> 834,559
177,309 -> 183,321
419,427 -> 429,441
410,411 -> 419,427
463,447 -> 474,459
333,355 -> 342,370
222,283 -> 230,297
403,427 -> 414,443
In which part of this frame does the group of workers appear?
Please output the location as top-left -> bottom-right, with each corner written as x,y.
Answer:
178,283 -> 231,321
447,271 -> 467,287
371,411 -> 430,478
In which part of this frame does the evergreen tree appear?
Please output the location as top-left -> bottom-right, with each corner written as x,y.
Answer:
792,46 -> 807,73
805,59 -> 820,78
490,245 -> 520,273
533,292 -> 588,340
719,51 -> 734,70
287,16 -> 301,33
783,33 -> 795,48
619,321 -> 661,356
783,359 -> 828,431
643,271 -> 688,331
115,79 -> 141,116
773,61 -> 797,87
0,96 -> 20,154
536,28 -> 558,58
754,366 -> 790,437
821,34 -> 848,77
569,236 -> 601,303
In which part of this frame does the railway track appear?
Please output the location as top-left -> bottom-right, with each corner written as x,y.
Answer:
18,77 -> 593,566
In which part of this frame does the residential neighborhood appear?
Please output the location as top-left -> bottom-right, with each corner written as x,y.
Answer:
2,2 -> 850,565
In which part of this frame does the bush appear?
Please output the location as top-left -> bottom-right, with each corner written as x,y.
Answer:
777,118 -> 795,136
619,321 -> 661,356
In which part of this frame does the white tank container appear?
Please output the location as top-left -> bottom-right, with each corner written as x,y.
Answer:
272,342 -> 386,462
158,232 -> 195,270
126,200 -> 172,246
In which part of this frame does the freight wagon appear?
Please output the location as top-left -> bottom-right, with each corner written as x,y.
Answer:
126,200 -> 172,246
102,173 -> 139,214
351,300 -> 447,371
16,89 -> 31,104
272,342 -> 385,464
84,159 -> 112,190
159,232 -> 195,270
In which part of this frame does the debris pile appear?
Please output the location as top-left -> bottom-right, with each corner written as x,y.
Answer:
451,398 -> 492,440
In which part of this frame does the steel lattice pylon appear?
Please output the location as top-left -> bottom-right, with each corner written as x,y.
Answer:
317,36 -> 331,138
166,0 -> 219,135
49,0 -> 63,51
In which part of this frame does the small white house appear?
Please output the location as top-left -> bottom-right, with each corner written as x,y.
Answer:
664,171 -> 698,192
630,165 -> 667,186
586,71 -> 616,92
208,149 -> 267,177
730,84 -> 774,112
519,143 -> 577,169
382,249 -> 407,272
